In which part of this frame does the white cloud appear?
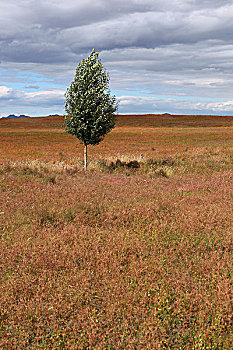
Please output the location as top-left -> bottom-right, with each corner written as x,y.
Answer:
207,100 -> 233,112
0,85 -> 65,116
118,95 -> 233,115
0,85 -> 23,99
0,86 -> 13,97
25,89 -> 64,99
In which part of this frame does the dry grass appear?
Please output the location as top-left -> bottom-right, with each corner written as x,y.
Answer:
0,115 -> 233,349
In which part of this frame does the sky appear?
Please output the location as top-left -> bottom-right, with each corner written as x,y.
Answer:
1,0 -> 233,117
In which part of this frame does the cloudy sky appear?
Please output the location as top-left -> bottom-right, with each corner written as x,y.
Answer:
1,0 -> 233,116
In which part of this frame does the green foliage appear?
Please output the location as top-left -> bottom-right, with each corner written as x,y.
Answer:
64,49 -> 118,146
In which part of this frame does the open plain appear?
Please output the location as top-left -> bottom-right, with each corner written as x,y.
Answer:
0,114 -> 232,349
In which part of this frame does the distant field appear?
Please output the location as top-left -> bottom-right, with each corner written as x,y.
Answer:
0,115 -> 232,349
1,114 -> 233,162
1,113 -> 233,130
116,114 -> 233,128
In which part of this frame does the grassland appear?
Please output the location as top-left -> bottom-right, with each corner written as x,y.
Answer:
0,114 -> 232,349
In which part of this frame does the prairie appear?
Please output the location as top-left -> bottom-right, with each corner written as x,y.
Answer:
0,114 -> 232,349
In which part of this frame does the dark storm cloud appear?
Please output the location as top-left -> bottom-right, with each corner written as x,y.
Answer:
58,5 -> 233,53
1,0 -> 233,63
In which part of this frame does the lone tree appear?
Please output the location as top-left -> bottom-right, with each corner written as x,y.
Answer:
64,49 -> 118,171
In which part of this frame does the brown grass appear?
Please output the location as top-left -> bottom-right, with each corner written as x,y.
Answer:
0,115 -> 232,349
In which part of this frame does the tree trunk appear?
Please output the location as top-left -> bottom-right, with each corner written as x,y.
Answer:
84,143 -> 87,171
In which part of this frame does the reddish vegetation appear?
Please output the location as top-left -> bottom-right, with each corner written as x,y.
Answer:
0,114 -> 232,162
1,113 -> 233,130
0,115 -> 232,349
116,114 -> 233,128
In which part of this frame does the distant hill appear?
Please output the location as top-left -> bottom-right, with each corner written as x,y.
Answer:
1,114 -> 30,119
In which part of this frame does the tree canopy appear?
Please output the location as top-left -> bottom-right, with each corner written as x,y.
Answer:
64,49 -> 118,148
